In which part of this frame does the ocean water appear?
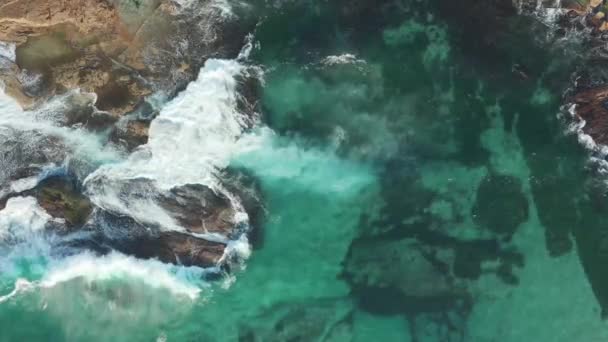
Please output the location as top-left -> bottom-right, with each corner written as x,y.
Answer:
2,0 -> 608,341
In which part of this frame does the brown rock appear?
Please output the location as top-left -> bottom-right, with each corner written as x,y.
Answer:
87,177 -> 242,238
159,184 -> 237,236
0,0 -> 119,44
573,86 -> 608,145
109,119 -> 149,150
590,0 -> 604,9
123,231 -> 226,268
88,207 -> 231,268
0,0 -> 163,116
0,0 -> 254,119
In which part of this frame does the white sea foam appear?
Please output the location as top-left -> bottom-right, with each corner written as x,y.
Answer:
0,71 -> 219,301
233,127 -> 375,195
0,197 -> 52,241
0,196 -> 57,283
322,54 -> 366,66
0,197 -> 206,302
0,86 -> 22,112
0,89 -> 121,165
171,0 -> 235,18
0,41 -> 16,62
222,234 -> 251,265
85,58 -> 252,237
0,251 -> 206,304
0,32 -> 256,302
40,251 -> 204,299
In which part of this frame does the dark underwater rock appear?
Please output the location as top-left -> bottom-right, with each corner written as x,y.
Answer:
472,174 -> 528,238
238,299 -> 354,342
342,238 -> 459,312
436,0 -> 517,50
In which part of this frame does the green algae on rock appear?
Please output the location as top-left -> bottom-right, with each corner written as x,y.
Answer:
35,177 -> 93,228
472,174 -> 528,237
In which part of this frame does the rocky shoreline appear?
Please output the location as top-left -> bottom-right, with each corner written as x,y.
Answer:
0,0 -> 259,271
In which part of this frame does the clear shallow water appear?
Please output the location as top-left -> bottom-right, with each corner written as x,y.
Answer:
2,0 -> 608,341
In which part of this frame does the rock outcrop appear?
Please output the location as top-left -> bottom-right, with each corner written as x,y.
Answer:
0,0 -> 253,125
572,85 -> 608,145
117,230 -> 228,268
0,0 -> 151,115
0,0 -> 258,270
30,176 -> 93,229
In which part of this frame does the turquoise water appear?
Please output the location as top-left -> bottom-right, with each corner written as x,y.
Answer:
3,0 -> 608,341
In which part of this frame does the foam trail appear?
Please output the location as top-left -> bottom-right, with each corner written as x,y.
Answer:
233,127 -> 375,195
0,89 -> 121,165
40,251 -> 205,299
0,252 -> 207,303
0,197 -> 54,295
0,279 -> 34,303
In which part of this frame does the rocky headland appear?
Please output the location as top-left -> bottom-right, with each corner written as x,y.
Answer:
0,0 -> 259,271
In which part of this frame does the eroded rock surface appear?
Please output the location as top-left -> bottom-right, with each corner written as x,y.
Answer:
0,0 -> 253,121
239,299 -> 354,342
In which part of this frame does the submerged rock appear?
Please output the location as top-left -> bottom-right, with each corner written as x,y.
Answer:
472,174 -> 528,238
239,299 -> 354,342
437,0 -> 518,50
342,238 -> 460,314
